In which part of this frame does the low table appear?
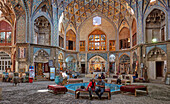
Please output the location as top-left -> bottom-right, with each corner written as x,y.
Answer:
67,79 -> 83,84
120,85 -> 148,96
47,85 -> 67,94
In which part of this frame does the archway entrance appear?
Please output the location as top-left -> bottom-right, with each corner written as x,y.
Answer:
147,48 -> 167,79
34,50 -> 49,78
89,56 -> 106,73
119,54 -> 130,74
0,52 -> 11,74
65,56 -> 76,71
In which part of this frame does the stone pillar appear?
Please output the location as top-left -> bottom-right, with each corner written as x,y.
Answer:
115,53 -> 119,74
116,30 -> 119,51
166,44 -> 170,72
85,53 -> 88,74
130,51 -> 133,74
130,28 -> 132,48
15,61 -> 18,72
64,32 -> 66,50
168,8 -> 170,40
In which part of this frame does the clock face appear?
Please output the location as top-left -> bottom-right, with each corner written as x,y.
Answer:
109,54 -> 115,62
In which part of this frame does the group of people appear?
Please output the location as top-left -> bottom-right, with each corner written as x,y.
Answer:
94,73 -> 105,79
86,77 -> 105,100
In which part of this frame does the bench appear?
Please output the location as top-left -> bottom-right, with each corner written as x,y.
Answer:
75,88 -> 111,100
47,85 -> 67,94
67,79 -> 83,84
120,85 -> 148,96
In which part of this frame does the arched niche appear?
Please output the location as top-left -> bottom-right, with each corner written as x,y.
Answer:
132,19 -> 137,46
119,54 -> 130,74
89,55 -> 106,73
33,16 -> 51,45
65,55 -> 76,71
147,47 -> 167,79
66,29 -> 76,50
145,9 -> 165,43
119,27 -> 130,49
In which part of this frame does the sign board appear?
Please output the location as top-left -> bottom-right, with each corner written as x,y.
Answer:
29,66 -> 35,78
49,60 -> 53,67
50,67 -> 55,80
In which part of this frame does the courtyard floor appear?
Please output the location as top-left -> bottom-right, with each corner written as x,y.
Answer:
0,78 -> 170,104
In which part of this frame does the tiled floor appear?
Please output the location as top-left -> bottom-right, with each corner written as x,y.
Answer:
0,79 -> 170,104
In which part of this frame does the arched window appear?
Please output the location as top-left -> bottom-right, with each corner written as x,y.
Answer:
66,30 -> 76,50
132,19 -> 137,46
146,9 -> 165,43
0,21 -> 12,45
34,16 -> 51,45
119,27 -> 130,49
88,30 -> 106,51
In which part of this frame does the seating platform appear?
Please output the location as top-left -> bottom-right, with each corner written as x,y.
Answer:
120,85 -> 148,96
47,85 -> 67,94
75,88 -> 111,100
67,79 -> 83,84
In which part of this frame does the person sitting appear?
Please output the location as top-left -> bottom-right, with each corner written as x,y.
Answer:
117,76 -> 121,85
94,74 -> 98,79
135,71 -> 138,78
86,78 -> 96,100
101,73 -> 105,79
95,77 -> 105,100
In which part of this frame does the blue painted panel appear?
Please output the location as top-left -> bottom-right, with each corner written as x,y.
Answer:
87,53 -> 107,61
119,52 -> 130,57
33,47 -> 51,55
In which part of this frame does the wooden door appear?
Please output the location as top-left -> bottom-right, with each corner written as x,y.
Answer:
156,62 -> 163,77
81,64 -> 85,73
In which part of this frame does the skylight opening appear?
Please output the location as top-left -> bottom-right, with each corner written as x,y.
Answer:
150,0 -> 156,3
93,16 -> 101,26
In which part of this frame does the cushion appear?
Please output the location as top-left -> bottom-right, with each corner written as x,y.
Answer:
120,85 -> 146,93
48,85 -> 67,92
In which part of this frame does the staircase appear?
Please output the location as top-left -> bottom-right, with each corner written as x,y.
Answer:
149,77 -> 165,84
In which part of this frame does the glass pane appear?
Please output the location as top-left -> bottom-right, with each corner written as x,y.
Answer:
101,35 -> 105,41
0,66 -> 1,70
2,61 -> 4,65
0,32 -> 5,43
7,32 -> 11,43
8,61 -> 10,65
95,35 -> 100,41
0,61 -> 1,65
89,35 -> 94,41
8,66 -> 10,68
2,66 -> 4,70
95,42 -> 100,50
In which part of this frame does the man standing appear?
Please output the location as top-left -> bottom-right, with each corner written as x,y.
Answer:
95,77 -> 105,99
